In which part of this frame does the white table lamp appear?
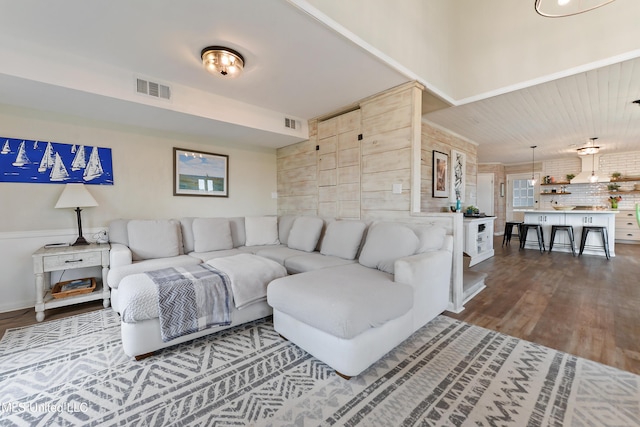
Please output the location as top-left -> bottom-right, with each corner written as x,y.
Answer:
55,183 -> 98,245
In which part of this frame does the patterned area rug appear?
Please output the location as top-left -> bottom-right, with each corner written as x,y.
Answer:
0,310 -> 638,426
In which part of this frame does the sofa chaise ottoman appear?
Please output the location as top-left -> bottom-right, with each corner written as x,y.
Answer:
267,221 -> 453,378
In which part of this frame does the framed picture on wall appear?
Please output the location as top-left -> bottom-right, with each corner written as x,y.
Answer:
432,150 -> 449,198
451,149 -> 466,202
173,147 -> 228,197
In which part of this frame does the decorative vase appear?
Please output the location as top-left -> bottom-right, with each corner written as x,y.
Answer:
611,201 -> 618,209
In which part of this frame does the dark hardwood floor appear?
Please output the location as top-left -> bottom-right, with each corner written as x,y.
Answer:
447,236 -> 640,375
2,237 -> 639,375
0,300 -> 104,338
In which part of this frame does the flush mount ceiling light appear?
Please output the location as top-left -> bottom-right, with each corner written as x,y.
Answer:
535,0 -> 616,17
201,46 -> 245,78
577,137 -> 600,156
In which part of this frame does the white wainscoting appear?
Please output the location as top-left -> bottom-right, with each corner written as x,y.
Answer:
0,227 -> 107,313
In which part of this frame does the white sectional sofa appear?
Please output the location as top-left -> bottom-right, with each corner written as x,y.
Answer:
107,214 -> 453,378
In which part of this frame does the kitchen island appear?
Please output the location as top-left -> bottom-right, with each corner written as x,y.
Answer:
519,209 -> 617,257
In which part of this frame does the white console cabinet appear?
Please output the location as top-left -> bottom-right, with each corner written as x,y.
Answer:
463,217 -> 496,267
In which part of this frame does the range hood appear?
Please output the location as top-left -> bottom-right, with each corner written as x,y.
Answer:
569,154 -> 610,184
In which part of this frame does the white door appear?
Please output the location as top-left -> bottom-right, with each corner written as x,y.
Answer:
477,173 -> 494,216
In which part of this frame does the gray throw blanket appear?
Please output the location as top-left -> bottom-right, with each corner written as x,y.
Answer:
147,264 -> 231,342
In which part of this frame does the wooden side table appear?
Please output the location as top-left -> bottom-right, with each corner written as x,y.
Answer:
32,243 -> 110,322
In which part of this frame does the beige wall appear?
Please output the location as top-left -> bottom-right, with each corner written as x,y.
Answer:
0,104 -> 279,312
478,163 -> 506,232
299,0 -> 640,102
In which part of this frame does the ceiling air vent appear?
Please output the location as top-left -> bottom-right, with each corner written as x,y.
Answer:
136,78 -> 171,100
284,117 -> 298,130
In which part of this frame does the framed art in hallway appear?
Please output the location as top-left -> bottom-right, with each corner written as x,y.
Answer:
451,149 -> 466,202
173,147 -> 228,197
432,150 -> 449,198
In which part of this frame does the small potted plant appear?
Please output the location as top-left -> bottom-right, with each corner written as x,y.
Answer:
611,172 -> 622,181
566,173 -> 575,182
609,195 -> 622,209
607,183 -> 620,192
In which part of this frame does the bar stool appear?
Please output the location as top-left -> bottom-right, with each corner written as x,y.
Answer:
502,221 -> 523,246
579,226 -> 610,259
549,225 -> 576,256
519,224 -> 545,252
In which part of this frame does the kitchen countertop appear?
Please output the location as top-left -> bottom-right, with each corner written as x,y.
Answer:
515,209 -> 619,214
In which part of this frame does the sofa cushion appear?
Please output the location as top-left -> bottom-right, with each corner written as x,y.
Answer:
287,216 -> 324,252
278,215 -> 298,245
107,254 -> 200,289
412,225 -> 447,252
228,217 -> 246,247
108,219 -> 130,246
358,222 -> 419,274
320,220 -> 366,260
179,217 -> 196,253
192,218 -> 233,252
189,248 -> 243,262
284,253 -> 356,274
127,219 -> 182,261
253,246 -> 307,265
267,263 -> 413,339
245,216 -> 280,246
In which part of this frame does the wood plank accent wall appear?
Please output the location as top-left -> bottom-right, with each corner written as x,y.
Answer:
277,82 -> 425,220
276,120 -> 319,216
360,84 -> 420,220
421,121 -> 478,213
317,109 -> 362,219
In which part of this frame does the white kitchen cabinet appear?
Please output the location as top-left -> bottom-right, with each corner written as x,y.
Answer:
522,213 -> 564,250
615,210 -> 640,243
522,210 -> 616,257
463,217 -> 496,266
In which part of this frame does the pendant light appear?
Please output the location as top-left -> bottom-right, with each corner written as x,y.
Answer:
577,137 -> 600,156
528,145 -> 537,186
589,153 -> 599,183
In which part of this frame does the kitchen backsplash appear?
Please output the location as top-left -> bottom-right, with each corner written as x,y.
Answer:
540,151 -> 640,210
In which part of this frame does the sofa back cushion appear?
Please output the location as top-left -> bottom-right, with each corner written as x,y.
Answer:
412,224 -> 447,252
228,217 -> 246,247
320,220 -> 366,260
127,219 -> 182,261
181,217 -> 246,252
192,218 -> 233,252
108,219 -> 130,246
244,216 -> 280,246
287,216 -> 324,252
358,222 -> 419,274
278,215 -> 298,245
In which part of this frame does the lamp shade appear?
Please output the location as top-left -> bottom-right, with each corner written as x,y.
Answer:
55,183 -> 98,209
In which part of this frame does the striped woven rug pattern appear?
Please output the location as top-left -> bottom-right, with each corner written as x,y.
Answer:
0,309 -> 638,426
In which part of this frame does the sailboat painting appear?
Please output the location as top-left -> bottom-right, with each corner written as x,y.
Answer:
0,136 -> 113,185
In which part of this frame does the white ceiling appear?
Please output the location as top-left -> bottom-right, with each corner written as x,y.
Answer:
424,56 -> 640,164
0,0 -> 410,148
0,0 -> 639,164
